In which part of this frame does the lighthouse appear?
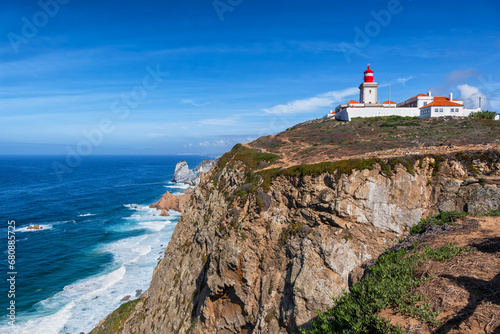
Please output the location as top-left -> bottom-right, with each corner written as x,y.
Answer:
359,65 -> 378,104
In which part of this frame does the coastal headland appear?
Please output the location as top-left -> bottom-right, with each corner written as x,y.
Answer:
91,116 -> 500,334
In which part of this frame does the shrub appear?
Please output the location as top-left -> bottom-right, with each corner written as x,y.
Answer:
424,242 -> 472,261
470,110 -> 497,120
215,144 -> 279,172
302,242 -> 470,334
410,211 -> 467,236
302,249 -> 427,334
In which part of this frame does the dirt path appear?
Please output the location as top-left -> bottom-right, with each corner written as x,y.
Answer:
244,142 -> 500,171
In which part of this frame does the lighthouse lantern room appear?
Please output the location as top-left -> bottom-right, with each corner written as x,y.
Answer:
359,65 -> 378,104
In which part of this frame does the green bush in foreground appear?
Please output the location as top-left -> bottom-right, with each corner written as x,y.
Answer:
470,110 -> 497,120
302,242 -> 471,334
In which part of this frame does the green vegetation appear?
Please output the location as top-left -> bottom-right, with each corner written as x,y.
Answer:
410,211 -> 468,236
424,242 -> 472,261
302,242 -> 471,334
90,299 -> 139,334
470,110 -> 497,120
486,208 -> 500,216
265,308 -> 276,323
379,116 -> 420,128
252,115 -> 499,171
231,149 -> 496,197
257,155 -> 425,192
215,144 -> 279,172
278,221 -> 304,245
354,115 -> 419,122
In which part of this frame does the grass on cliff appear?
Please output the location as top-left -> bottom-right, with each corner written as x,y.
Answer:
302,240 -> 472,334
215,144 -> 279,172
248,116 -> 500,166
410,209 -> 500,236
90,299 -> 139,334
256,157 -> 419,192
409,211 -> 468,236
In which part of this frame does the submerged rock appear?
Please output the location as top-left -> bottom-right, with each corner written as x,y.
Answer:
27,224 -> 43,230
120,295 -> 131,302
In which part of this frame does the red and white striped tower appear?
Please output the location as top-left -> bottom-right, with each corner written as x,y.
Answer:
359,65 -> 378,104
364,65 -> 374,82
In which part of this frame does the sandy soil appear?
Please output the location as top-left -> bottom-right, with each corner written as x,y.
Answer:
379,216 -> 500,334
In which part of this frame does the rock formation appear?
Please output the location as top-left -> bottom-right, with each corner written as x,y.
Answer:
27,224 -> 43,230
150,188 -> 194,213
172,159 -> 217,185
92,149 -> 500,334
171,161 -> 195,184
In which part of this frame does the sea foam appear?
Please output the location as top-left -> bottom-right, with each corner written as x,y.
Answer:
0,204 -> 177,334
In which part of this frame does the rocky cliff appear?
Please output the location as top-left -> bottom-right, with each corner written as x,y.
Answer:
91,145 -> 500,334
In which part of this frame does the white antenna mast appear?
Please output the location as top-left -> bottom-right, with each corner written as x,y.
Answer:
389,79 -> 391,107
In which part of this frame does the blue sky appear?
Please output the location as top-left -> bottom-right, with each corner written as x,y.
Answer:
1,0 -> 500,155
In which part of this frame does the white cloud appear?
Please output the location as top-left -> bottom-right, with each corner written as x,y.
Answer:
263,87 -> 358,115
198,139 -> 231,147
146,133 -> 165,138
446,69 -> 478,86
180,99 -> 210,107
397,76 -> 413,85
378,77 -> 414,88
457,84 -> 490,109
199,117 -> 239,126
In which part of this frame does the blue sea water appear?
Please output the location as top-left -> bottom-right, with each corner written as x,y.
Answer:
0,155 -> 208,334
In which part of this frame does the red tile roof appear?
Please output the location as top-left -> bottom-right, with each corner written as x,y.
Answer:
419,100 -> 463,109
407,93 -> 428,100
346,100 -> 360,104
434,96 -> 461,102
382,100 -> 397,104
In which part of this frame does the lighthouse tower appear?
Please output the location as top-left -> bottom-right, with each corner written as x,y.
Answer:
359,65 -> 378,104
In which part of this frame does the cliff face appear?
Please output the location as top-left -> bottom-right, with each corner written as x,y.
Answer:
92,150 -> 500,334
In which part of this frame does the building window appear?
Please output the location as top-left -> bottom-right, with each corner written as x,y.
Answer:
423,102 -> 428,106
369,90 -> 372,93
451,108 -> 455,112
440,108 -> 443,112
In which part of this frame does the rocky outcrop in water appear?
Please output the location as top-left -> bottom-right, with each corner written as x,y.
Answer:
172,159 -> 217,185
150,188 -> 194,213
92,150 -> 500,334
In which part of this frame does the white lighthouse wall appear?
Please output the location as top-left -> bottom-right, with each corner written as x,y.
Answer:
336,107 -> 420,121
361,87 -> 378,104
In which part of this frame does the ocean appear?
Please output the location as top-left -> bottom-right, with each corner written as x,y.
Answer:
0,155 -> 209,334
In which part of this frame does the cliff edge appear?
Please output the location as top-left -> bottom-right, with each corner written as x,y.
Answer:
91,116 -> 500,334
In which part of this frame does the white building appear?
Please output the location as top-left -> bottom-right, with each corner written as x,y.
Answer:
419,93 -> 480,118
331,66 -> 481,121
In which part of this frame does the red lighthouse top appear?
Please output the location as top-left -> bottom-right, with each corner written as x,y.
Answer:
364,65 -> 374,82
